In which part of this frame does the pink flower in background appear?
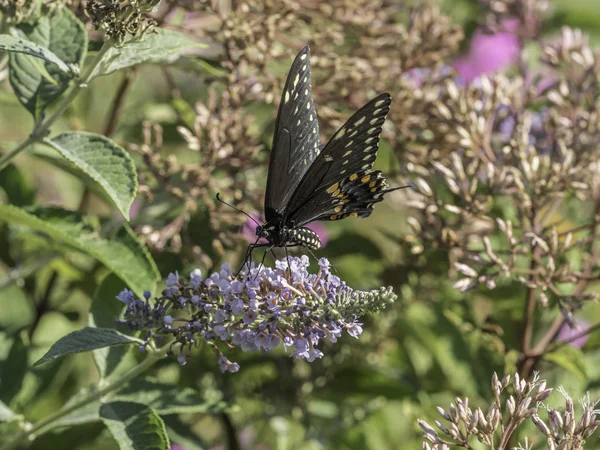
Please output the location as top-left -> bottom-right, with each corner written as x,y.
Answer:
242,214 -> 329,248
453,19 -> 521,82
558,317 -> 590,349
170,446 -> 186,450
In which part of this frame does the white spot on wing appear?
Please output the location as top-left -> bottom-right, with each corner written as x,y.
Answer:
354,116 -> 366,126
284,91 -> 290,103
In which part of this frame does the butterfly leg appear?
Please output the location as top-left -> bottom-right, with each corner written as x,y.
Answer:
236,239 -> 268,278
254,245 -> 274,279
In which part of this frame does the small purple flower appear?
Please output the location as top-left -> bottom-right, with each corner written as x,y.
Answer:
243,311 -> 257,324
347,322 -> 363,338
265,334 -> 280,351
558,317 -> 590,349
165,272 -> 179,288
291,338 -> 309,359
117,289 -> 135,304
307,348 -> 324,362
214,309 -> 228,323
254,331 -> 268,349
218,355 -> 239,373
453,18 -> 520,83
230,297 -> 245,315
318,258 -> 331,271
190,269 -> 202,288
177,354 -> 187,366
164,315 -> 174,328
214,325 -> 229,341
265,292 -> 278,309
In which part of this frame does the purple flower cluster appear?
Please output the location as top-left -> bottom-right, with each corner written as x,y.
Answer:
116,256 -> 396,372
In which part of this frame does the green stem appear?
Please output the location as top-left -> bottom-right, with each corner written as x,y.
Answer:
0,39 -> 114,170
0,342 -> 170,450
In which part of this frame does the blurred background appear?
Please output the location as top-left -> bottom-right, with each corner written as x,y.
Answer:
2,0 -> 600,448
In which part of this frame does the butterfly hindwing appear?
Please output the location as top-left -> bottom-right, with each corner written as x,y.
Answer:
264,46 -> 320,221
283,93 -> 393,226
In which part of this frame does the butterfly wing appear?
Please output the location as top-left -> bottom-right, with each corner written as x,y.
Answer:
283,93 -> 394,226
264,46 -> 321,221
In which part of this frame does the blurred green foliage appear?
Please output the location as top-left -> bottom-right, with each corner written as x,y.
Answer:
1,0 -> 600,449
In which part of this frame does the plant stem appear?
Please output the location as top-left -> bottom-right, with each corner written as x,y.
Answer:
0,39 -> 114,170
221,412 -> 241,450
0,342 -> 169,450
28,270 -> 58,339
519,197 -> 600,378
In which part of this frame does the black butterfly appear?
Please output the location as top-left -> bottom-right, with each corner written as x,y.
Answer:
248,46 -> 402,260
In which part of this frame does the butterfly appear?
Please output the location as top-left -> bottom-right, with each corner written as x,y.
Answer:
247,46 -> 404,261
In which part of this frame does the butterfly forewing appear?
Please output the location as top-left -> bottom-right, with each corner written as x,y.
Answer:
283,93 -> 393,226
264,46 -> 321,221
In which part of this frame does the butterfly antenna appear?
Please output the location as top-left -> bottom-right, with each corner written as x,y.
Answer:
215,193 -> 261,227
385,181 -> 417,193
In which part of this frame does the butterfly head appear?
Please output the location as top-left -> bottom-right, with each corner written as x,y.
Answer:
255,225 -> 270,239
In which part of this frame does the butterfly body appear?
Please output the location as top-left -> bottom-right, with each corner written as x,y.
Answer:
256,224 -> 322,250
249,45 -> 402,258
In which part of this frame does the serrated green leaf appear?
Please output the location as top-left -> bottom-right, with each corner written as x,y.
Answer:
544,345 -> 588,382
0,400 -> 16,422
111,378 -> 226,415
34,327 -> 143,366
46,132 -> 137,219
100,402 -> 169,450
8,8 -> 87,119
0,34 -> 70,73
95,29 -> 205,77
0,204 -> 159,297
90,274 -> 129,379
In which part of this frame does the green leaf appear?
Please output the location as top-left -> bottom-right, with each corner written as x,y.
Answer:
46,132 -> 137,220
33,327 -> 143,366
0,400 -> 16,422
8,8 -> 87,119
0,336 -> 28,405
0,204 -> 160,297
0,34 -> 70,73
0,163 -> 36,206
100,402 -> 169,450
163,415 -> 209,450
95,29 -> 205,77
544,346 -> 588,382
90,274 -> 129,379
112,378 -> 225,415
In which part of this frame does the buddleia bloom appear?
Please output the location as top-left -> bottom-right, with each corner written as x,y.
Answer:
116,256 -> 397,373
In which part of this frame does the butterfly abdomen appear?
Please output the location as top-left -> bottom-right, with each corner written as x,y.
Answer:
288,227 -> 322,250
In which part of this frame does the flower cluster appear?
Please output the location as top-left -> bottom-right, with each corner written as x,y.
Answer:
86,0 -> 160,40
0,0 -> 69,23
400,19 -> 600,326
419,372 -> 600,449
116,256 -> 396,372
